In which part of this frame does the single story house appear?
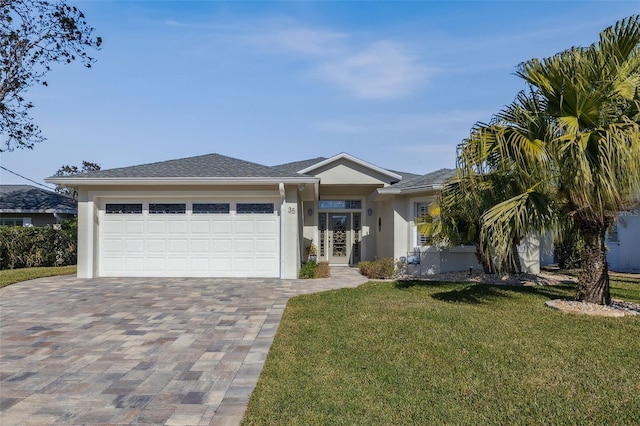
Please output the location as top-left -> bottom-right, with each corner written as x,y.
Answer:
0,185 -> 77,227
46,152 -> 481,279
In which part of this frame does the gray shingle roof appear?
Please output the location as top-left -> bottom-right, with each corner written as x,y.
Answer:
272,157 -> 328,174
60,153 -> 305,179
0,185 -> 76,213
390,168 -> 456,189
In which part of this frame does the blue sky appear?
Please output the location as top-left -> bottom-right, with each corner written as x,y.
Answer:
2,0 -> 638,187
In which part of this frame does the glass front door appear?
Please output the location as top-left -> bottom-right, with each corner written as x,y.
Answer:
329,213 -> 351,264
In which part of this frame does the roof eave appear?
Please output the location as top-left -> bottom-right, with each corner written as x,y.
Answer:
0,208 -> 77,214
45,176 -> 320,186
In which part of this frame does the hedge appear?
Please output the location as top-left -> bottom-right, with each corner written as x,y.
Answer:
0,221 -> 77,270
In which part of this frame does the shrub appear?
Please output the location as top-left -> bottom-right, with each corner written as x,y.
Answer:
317,261 -> 330,278
0,222 -> 77,270
357,257 -> 395,279
299,261 -> 318,279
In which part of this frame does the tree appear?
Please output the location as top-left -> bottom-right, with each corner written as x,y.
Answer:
1,0 -> 101,152
54,160 -> 99,196
452,16 -> 640,305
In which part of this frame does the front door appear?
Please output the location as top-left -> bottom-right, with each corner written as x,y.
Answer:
328,213 -> 351,264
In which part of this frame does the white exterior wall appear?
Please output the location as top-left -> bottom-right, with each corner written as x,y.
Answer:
517,234 -> 541,274
76,188 -> 95,278
282,186 -> 300,279
608,211 -> 640,272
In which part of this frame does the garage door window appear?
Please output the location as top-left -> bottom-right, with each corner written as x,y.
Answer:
237,203 -> 274,214
106,204 -> 143,214
193,203 -> 230,214
149,203 -> 186,214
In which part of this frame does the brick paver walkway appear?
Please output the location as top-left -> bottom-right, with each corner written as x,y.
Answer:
0,268 -> 368,425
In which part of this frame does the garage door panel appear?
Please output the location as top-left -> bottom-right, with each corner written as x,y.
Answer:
168,239 -> 188,253
103,220 -> 123,233
147,221 -> 166,234
168,221 -> 188,234
256,239 -> 277,253
255,220 -> 277,234
234,239 -> 254,254
212,220 -> 232,233
99,200 -> 279,277
191,239 -> 210,253
125,221 -> 144,234
102,238 -> 122,253
211,257 -> 233,272
255,258 -> 277,274
147,239 -> 166,252
124,239 -> 144,253
191,221 -> 210,233
167,257 -> 188,271
235,221 -> 254,234
145,258 -> 166,272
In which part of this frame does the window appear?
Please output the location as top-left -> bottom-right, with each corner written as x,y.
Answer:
106,204 -> 142,214
237,203 -> 274,214
149,203 -> 186,214
0,218 -> 24,226
415,202 -> 430,246
318,200 -> 361,210
193,203 -> 230,214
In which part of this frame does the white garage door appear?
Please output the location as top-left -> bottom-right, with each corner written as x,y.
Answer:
98,201 -> 280,277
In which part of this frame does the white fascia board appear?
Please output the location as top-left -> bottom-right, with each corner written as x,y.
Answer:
45,176 -> 319,186
376,184 -> 443,195
298,152 -> 402,181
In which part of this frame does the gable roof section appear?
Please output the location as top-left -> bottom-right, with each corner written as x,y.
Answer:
296,153 -> 402,182
46,153 -> 318,186
0,185 -> 77,214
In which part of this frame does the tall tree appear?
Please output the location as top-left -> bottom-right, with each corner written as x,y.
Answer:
0,0 -> 101,151
54,160 -> 99,196
453,16 -> 640,305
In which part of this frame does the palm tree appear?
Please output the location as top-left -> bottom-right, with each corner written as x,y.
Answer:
453,15 -> 640,305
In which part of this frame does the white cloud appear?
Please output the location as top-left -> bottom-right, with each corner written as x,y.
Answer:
317,41 -> 428,99
247,22 -> 430,99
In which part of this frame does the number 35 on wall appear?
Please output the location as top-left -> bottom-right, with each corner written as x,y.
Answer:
287,207 -> 296,214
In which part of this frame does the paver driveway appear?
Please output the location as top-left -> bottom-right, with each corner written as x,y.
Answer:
0,268 -> 368,425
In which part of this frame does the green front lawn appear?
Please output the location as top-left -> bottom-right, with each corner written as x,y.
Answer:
242,278 -> 640,425
0,265 -> 77,289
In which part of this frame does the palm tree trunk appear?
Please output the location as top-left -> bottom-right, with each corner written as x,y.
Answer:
576,224 -> 611,305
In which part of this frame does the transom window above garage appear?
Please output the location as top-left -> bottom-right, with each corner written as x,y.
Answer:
149,203 -> 186,214
105,204 -> 143,214
193,203 -> 230,214
237,203 -> 274,214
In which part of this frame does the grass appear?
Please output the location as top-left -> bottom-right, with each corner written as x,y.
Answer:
242,277 -> 640,425
0,265 -> 77,289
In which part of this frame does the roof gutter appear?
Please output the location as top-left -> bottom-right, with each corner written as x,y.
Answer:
45,176 -> 320,186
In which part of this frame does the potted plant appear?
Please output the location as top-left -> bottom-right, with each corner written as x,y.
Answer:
306,241 -> 318,262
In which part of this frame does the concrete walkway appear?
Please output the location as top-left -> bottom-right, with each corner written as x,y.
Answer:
0,268 -> 368,425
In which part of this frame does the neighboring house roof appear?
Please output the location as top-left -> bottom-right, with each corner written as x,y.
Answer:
47,153 -> 318,186
0,185 -> 77,214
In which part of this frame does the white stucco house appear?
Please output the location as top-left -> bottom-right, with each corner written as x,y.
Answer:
47,152 -> 475,279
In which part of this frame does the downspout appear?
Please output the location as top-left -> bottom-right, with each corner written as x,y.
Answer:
279,183 -> 286,279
